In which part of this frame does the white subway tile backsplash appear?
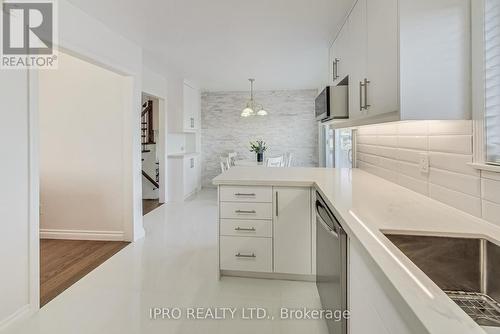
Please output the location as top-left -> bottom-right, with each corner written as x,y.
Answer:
428,120 -> 472,135
355,120 -> 500,224
358,161 -> 399,184
429,184 -> 482,217
398,174 -> 429,196
398,161 -> 427,181
358,152 -> 380,166
357,125 -> 378,135
398,121 -> 428,136
428,135 -> 472,154
378,157 -> 400,172
377,123 -> 398,135
357,135 -> 378,145
482,200 -> 500,226
429,168 -> 481,197
377,136 -> 398,147
482,171 -> 500,181
481,178 -> 500,204
397,149 -> 424,164
358,144 -> 378,155
377,146 -> 399,159
428,152 -> 477,176
397,136 -> 428,150
375,167 -> 400,184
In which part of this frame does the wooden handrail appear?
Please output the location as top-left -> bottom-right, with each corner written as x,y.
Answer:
142,170 -> 159,189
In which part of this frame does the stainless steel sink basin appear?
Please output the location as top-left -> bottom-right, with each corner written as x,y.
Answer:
384,234 -> 500,327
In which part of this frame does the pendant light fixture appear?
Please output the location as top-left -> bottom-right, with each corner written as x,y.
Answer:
241,78 -> 268,117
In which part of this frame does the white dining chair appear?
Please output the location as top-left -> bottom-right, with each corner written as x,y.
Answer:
228,152 -> 237,167
266,156 -> 284,167
285,152 -> 293,167
220,156 -> 230,172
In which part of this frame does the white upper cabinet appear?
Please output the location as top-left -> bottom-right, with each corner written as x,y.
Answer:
365,0 -> 399,117
329,0 -> 471,126
347,0 -> 367,120
331,24 -> 351,85
183,82 -> 200,131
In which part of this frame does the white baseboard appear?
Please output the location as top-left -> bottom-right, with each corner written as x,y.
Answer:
40,229 -> 125,241
0,304 -> 31,332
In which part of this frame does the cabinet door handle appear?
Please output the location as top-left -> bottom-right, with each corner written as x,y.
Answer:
364,78 -> 371,110
235,210 -> 256,214
335,58 -> 340,79
359,81 -> 365,111
235,253 -> 256,258
234,193 -> 256,197
235,227 -> 256,232
275,192 -> 279,217
190,117 -> 194,128
333,60 -> 337,81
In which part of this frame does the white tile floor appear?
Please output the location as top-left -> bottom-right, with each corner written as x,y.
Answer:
5,189 -> 327,334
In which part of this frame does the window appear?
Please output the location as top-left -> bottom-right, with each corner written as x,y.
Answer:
485,0 -> 500,164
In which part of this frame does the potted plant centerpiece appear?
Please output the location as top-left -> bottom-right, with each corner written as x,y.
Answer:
250,140 -> 267,163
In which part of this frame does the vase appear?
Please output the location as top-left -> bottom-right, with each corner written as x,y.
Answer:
256,152 -> 264,163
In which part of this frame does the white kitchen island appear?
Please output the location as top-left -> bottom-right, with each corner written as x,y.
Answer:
213,167 -> 500,334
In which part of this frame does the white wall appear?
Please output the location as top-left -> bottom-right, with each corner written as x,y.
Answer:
0,70 -> 31,330
0,0 -> 148,328
38,52 -> 128,238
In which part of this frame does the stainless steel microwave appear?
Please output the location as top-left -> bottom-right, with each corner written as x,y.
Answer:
315,86 -> 348,122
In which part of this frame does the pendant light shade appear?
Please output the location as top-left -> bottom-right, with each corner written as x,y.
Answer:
241,79 -> 267,117
257,108 -> 268,116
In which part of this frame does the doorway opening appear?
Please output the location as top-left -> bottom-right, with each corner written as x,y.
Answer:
37,51 -> 131,306
141,93 -> 164,215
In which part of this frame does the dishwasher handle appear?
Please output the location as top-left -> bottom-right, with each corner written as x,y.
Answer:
315,198 -> 342,236
317,212 -> 339,238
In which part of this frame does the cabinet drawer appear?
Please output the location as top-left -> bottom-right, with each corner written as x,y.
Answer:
220,236 -> 272,272
220,202 -> 272,220
220,186 -> 272,203
220,219 -> 272,238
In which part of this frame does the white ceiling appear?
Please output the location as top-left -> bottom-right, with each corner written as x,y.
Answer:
67,0 -> 354,91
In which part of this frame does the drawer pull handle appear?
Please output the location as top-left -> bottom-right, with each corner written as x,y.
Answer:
235,227 -> 256,232
235,252 -> 256,258
235,193 -> 256,196
235,210 -> 256,214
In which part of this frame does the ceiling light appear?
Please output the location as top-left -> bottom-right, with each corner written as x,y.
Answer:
241,79 -> 268,117
257,108 -> 268,116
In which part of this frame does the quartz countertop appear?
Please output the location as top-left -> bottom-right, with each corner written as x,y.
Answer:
213,167 -> 500,334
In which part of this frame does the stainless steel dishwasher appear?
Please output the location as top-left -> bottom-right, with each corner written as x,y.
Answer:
316,191 -> 348,334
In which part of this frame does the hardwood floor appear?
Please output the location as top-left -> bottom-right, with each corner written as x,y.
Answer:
143,199 -> 163,215
40,239 -> 129,307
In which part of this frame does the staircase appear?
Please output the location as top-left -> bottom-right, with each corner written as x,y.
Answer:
141,100 -> 155,153
141,100 -> 160,190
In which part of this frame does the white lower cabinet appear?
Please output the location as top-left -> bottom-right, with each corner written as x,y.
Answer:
220,219 -> 272,238
220,236 -> 272,272
349,239 -> 425,334
218,185 -> 313,277
220,202 -> 273,220
167,154 -> 200,202
273,187 -> 312,275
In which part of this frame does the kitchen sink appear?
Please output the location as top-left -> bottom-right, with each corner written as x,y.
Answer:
384,234 -> 500,327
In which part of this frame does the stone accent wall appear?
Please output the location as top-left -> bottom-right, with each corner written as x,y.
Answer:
201,90 -> 318,187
